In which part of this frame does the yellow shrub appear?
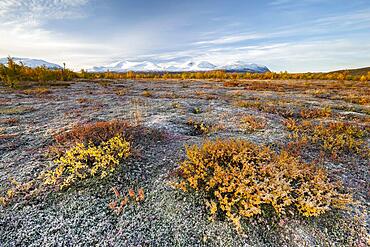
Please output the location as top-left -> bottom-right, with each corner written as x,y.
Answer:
285,119 -> 369,157
186,118 -> 222,135
42,135 -> 131,190
0,178 -> 35,207
239,115 -> 266,132
299,107 -> 332,119
142,90 -> 153,97
175,139 -> 352,229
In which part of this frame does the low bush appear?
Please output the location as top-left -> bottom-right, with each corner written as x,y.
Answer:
239,115 -> 266,132
299,107 -> 332,119
1,120 -> 164,206
285,119 -> 369,158
175,139 -> 352,230
42,135 -> 131,190
142,90 -> 153,97
50,120 -> 165,158
0,178 -> 37,207
186,118 -> 223,136
191,107 -> 202,114
53,120 -> 131,146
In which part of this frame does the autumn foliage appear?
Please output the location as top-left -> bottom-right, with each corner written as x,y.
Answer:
0,57 -> 75,87
42,135 -> 131,190
285,119 -> 369,158
175,139 -> 352,229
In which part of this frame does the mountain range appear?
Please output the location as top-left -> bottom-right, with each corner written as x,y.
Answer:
0,57 -> 62,69
0,57 -> 270,73
90,60 -> 270,73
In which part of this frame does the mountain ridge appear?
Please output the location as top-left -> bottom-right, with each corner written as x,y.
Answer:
89,60 -> 270,73
0,57 -> 62,69
0,57 -> 271,73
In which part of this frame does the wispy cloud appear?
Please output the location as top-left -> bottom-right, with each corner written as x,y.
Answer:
0,0 -> 100,69
191,8 -> 370,50
269,0 -> 323,8
193,33 -> 265,45
0,0 -> 89,26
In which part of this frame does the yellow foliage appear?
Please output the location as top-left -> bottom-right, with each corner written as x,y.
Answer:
176,139 -> 352,228
0,178 -> 35,207
42,135 -> 131,190
285,119 -> 369,157
142,90 -> 153,97
186,118 -> 222,135
239,115 -> 266,132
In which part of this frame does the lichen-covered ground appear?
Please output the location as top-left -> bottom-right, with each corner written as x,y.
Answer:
0,79 -> 369,246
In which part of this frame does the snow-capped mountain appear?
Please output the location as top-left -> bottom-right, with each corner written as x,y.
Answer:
156,61 -> 217,72
219,61 -> 269,73
0,57 -> 62,69
89,60 -> 269,73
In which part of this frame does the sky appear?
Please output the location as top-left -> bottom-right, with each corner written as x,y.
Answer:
0,0 -> 369,72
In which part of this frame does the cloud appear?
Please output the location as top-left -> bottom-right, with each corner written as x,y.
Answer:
0,0 -> 89,26
0,0 -> 369,72
0,0 -> 185,70
139,36 -> 370,73
196,39 -> 370,72
193,33 -> 265,45
269,0 -> 323,7
0,0 -> 101,69
197,7 -> 370,46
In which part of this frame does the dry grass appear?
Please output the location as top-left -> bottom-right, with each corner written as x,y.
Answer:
0,106 -> 34,115
0,118 -> 19,125
108,187 -> 145,215
22,87 -> 51,96
0,133 -> 17,140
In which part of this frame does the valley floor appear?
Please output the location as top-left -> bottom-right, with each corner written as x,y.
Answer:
0,79 -> 369,246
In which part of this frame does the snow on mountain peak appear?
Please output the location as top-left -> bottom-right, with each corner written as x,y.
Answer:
89,59 -> 268,73
0,57 -> 269,73
0,57 -> 62,69
220,61 -> 269,72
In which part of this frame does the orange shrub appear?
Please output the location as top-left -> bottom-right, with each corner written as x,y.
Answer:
175,139 -> 352,230
54,120 -> 131,146
299,107 -> 332,119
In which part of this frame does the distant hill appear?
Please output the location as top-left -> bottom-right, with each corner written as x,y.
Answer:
0,57 -> 62,69
328,67 -> 370,76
